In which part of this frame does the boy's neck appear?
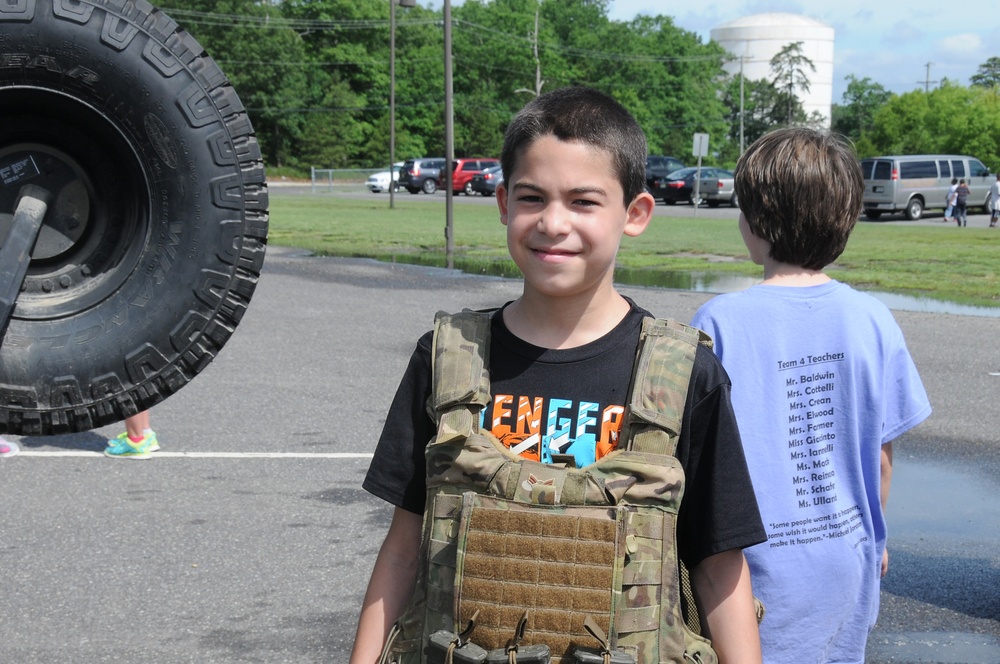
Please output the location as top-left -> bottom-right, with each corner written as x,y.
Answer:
761,259 -> 831,287
503,286 -> 631,349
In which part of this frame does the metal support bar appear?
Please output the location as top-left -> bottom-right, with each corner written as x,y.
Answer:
0,184 -> 51,340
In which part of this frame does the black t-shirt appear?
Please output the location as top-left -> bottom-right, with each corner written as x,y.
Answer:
363,300 -> 765,568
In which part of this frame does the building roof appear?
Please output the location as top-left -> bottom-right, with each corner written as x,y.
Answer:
713,12 -> 832,31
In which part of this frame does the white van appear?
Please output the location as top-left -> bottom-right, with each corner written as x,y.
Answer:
860,155 -> 992,220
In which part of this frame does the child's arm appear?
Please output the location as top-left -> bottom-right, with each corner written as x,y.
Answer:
691,549 -> 763,664
880,441 -> 894,577
350,507 -> 423,664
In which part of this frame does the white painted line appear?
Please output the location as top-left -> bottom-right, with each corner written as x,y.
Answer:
14,451 -> 374,459
990,372 -> 1000,376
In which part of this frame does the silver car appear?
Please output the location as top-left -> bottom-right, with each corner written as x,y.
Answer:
701,169 -> 737,208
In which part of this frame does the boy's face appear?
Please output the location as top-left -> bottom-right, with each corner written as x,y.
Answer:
496,135 -> 652,301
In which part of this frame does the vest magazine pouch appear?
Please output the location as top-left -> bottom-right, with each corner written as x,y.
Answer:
485,644 -> 551,663
428,630 -> 488,664
569,647 -> 636,664
453,492 -> 627,660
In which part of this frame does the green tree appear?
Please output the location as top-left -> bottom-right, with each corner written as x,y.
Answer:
866,82 -> 1000,168
451,1 -> 730,161
279,0 -> 439,166
832,75 -> 893,143
585,14 -> 731,160
721,76 -> 803,158
971,56 -> 1000,88
770,41 -> 816,125
451,0 -> 571,157
158,0 -> 738,173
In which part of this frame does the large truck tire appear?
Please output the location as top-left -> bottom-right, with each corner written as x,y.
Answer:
0,0 -> 268,435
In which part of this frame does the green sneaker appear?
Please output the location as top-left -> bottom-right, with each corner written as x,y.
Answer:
106,430 -> 160,452
104,434 -> 154,459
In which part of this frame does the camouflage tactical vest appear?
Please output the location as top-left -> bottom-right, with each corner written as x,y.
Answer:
381,310 -> 717,664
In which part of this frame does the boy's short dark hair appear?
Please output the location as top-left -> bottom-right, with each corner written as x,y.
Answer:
735,127 -> 863,270
500,86 -> 648,206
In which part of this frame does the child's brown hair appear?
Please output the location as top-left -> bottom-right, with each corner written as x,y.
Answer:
500,86 -> 648,207
735,127 -> 863,270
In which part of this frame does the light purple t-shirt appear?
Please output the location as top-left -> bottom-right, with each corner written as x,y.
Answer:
692,280 -> 930,664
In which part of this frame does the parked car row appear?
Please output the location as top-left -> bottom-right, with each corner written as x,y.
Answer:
376,155 -> 737,209
388,157 -> 501,195
653,167 -> 737,207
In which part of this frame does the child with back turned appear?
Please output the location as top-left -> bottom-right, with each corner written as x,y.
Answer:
351,86 -> 765,663
691,128 -> 931,664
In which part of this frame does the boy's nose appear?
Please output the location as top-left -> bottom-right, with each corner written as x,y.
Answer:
536,205 -> 572,236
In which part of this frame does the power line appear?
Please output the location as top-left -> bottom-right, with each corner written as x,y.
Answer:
159,8 -> 724,68
159,7 -> 439,31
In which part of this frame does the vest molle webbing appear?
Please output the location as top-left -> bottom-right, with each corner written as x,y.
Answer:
383,310 -> 717,664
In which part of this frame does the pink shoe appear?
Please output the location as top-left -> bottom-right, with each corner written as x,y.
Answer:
0,438 -> 19,458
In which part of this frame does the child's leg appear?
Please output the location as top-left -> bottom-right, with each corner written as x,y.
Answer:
125,411 -> 151,439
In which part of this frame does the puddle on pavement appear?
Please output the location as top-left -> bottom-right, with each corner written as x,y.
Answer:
870,292 -> 1000,318
406,256 -> 1000,318
613,269 -> 1000,318
869,459 -> 1000,662
867,632 -> 1000,663
889,458 -> 1000,546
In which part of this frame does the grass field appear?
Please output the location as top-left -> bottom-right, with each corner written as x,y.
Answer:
267,194 -> 1000,309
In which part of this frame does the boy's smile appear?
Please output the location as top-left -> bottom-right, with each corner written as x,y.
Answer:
497,134 -> 651,303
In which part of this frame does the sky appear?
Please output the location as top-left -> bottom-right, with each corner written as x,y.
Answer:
607,0 -> 1000,102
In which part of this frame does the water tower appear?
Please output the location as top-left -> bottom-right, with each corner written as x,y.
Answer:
711,13 -> 834,127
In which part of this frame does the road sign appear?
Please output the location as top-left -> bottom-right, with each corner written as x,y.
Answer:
692,133 -> 709,157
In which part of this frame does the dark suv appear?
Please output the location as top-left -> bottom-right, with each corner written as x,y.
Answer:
646,155 -> 685,199
399,157 -> 447,194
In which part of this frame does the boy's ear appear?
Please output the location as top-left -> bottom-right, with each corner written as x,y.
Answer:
623,191 -> 655,237
496,183 -> 509,226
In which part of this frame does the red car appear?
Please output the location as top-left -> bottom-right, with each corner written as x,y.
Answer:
451,158 -> 499,195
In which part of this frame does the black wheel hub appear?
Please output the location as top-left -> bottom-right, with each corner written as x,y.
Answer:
0,87 -> 149,319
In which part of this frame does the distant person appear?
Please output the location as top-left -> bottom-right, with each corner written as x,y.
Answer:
954,178 -> 970,227
691,127 -> 932,664
990,174 -> 1000,228
104,410 -> 159,459
944,177 -> 958,223
0,437 -> 18,458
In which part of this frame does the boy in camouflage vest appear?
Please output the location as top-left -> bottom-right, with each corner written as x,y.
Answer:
351,86 -> 765,664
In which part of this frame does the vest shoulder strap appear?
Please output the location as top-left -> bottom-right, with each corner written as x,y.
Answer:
622,317 -> 711,457
429,309 -> 492,446
430,310 -> 712,458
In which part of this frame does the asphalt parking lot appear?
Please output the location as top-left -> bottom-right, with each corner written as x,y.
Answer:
1,246 -> 997,663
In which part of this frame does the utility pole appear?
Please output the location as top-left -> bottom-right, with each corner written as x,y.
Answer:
389,0 -> 415,210
739,54 -> 745,156
444,0 -> 454,269
918,62 -> 940,93
389,0 -> 397,209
